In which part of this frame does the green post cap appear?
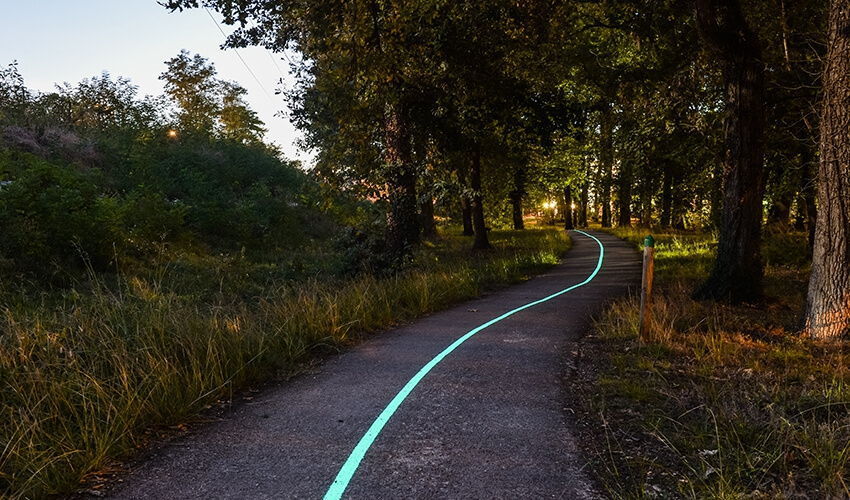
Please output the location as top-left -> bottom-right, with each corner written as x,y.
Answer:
644,235 -> 655,248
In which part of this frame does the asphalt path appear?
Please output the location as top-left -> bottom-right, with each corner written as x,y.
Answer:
105,230 -> 640,499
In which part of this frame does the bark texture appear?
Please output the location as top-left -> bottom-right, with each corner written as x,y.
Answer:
693,0 -> 767,303
384,102 -> 419,255
804,0 -> 850,340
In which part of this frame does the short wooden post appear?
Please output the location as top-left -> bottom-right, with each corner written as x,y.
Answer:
639,235 -> 655,342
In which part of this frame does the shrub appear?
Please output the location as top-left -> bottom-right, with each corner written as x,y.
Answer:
0,151 -> 120,269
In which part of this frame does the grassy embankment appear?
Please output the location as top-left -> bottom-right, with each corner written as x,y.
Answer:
578,227 -> 849,498
0,227 -> 570,498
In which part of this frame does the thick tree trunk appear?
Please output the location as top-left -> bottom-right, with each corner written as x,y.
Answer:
564,185 -> 574,230
470,147 -> 491,250
694,0 -> 767,303
618,160 -> 632,227
804,0 -> 850,340
384,102 -> 419,255
420,195 -> 437,239
600,103 -> 614,228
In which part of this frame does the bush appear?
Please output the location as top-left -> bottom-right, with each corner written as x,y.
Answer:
0,151 -> 120,269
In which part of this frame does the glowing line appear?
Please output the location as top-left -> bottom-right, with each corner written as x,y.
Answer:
323,230 -> 605,500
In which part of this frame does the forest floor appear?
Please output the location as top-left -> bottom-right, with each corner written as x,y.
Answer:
570,226 -> 850,498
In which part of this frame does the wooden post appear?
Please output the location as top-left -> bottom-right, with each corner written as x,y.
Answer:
639,235 -> 655,342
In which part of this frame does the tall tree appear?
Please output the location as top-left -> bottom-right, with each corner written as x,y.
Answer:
693,0 -> 767,303
219,81 -> 265,143
803,0 -> 850,340
160,50 -> 220,134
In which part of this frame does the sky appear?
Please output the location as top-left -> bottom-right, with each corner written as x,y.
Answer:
0,0 -> 311,164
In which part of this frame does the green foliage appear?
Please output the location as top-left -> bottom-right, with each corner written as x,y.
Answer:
0,56 -> 346,274
0,151 -> 118,268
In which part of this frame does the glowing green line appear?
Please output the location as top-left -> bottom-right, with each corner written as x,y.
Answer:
323,230 -> 605,500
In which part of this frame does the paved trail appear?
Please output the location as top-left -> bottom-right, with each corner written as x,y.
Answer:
106,230 -> 640,499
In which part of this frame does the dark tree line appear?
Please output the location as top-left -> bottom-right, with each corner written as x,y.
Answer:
157,0 -> 845,339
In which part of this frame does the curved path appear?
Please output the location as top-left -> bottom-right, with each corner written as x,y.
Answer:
105,230 -> 640,499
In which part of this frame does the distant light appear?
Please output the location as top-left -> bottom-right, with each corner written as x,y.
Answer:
167,129 -> 178,139
571,203 -> 576,210
543,200 -> 556,210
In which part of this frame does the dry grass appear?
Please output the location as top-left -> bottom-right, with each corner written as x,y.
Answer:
580,227 -> 849,498
0,228 -> 570,498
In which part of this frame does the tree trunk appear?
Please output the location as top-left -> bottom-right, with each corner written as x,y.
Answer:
470,146 -> 491,250
458,168 -> 474,236
510,193 -> 524,230
800,151 -> 818,253
420,195 -> 437,239
618,160 -> 632,227
600,102 -> 614,228
564,185 -> 574,230
693,0 -> 767,303
672,172 -> 687,230
660,163 -> 672,228
640,176 -> 652,226
384,102 -> 419,255
461,197 -> 474,235
579,180 -> 589,227
510,168 -> 526,230
804,0 -> 850,340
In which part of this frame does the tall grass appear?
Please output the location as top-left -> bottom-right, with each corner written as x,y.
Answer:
0,228 -> 570,498
583,227 -> 849,498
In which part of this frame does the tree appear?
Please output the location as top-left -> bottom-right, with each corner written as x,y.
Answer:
693,0 -> 767,303
0,62 -> 31,124
220,81 -> 265,143
803,0 -> 850,340
160,50 -> 221,134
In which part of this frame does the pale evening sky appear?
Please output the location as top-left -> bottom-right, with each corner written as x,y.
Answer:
0,0 -> 312,165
